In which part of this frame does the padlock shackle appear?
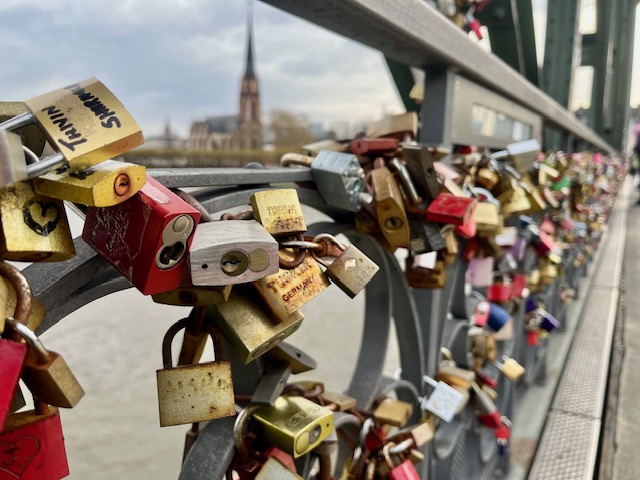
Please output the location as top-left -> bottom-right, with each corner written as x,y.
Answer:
0,111 -> 35,131
280,153 -> 314,168
0,261 -> 32,327
161,317 -> 224,369
6,317 -> 49,362
233,405 -> 260,464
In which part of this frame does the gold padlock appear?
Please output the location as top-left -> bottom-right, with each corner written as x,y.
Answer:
152,271 -> 232,307
253,255 -> 330,321
372,397 -> 413,427
251,395 -> 334,458
250,189 -> 306,237
320,391 -> 358,411
206,286 -> 304,364
156,319 -> 235,427
0,181 -> 75,262
366,112 -> 417,140
473,202 -> 501,237
498,185 -> 532,215
32,160 -> 146,207
436,365 -> 476,389
405,256 -> 446,289
495,356 -> 525,381
0,276 -> 46,332
7,318 -> 85,408
476,168 -> 499,190
370,166 -> 410,249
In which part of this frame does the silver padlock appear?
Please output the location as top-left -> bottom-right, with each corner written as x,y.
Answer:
310,150 -> 367,212
189,220 -> 279,286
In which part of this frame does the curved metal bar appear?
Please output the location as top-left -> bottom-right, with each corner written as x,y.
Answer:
179,416 -> 237,480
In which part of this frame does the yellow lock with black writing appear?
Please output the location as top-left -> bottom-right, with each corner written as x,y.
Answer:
32,160 -> 146,207
0,181 -> 75,262
370,166 -> 410,249
206,286 -> 304,364
250,189 -> 306,237
251,395 -> 334,458
23,77 -> 144,171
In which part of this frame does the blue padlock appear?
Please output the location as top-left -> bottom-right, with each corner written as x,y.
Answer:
487,303 -> 512,332
539,310 -> 561,332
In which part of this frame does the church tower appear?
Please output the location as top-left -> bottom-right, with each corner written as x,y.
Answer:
237,2 -> 262,150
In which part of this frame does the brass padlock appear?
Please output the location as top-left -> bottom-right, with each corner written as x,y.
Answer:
250,189 -> 306,237
6,318 -> 84,408
320,391 -> 358,411
405,255 -> 446,289
0,276 -> 46,332
189,220 -> 279,286
498,184 -> 532,215
494,356 -> 525,381
370,165 -> 410,249
470,331 -> 497,362
152,270 -> 232,307
0,181 -> 75,262
253,255 -> 330,321
156,318 -> 235,427
474,202 -> 501,237
32,159 -> 146,206
476,168 -> 499,190
366,112 -> 417,140
251,395 -> 334,458
206,286 -> 304,364
373,397 -> 413,427
436,365 -> 476,389
312,234 -> 379,298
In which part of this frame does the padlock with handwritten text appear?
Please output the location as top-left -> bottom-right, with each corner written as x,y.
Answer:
83,176 -> 200,295
250,189 -> 306,237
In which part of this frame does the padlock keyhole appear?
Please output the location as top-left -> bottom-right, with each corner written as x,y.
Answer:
158,242 -> 185,266
220,250 -> 250,276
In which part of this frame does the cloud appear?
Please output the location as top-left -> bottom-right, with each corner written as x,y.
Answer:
0,0 -> 402,138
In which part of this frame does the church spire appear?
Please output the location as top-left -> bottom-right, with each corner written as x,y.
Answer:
244,0 -> 256,79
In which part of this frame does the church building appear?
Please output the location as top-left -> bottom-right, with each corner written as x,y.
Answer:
188,9 -> 263,151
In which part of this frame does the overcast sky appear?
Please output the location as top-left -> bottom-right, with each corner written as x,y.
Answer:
1,0 -> 638,139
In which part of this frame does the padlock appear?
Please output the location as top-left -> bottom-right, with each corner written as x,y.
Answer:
405,256 -> 446,289
421,375 -> 465,423
498,185 -> 532,215
250,189 -> 306,237
372,398 -> 413,428
156,318 -> 235,427
349,138 -> 399,156
310,150 -> 366,212
426,193 -> 477,226
0,102 -> 47,157
312,234 -> 379,298
0,181 -> 75,262
0,277 -> 46,332
435,366 -> 476,390
465,257 -> 494,287
6,318 -> 84,409
408,218 -> 446,254
401,145 -> 442,201
83,176 -> 200,295
366,112 -> 417,140
320,391 -> 358,411
370,165 -> 410,249
474,201 -> 501,236
151,268 -> 233,307
0,263 -> 31,431
486,303 -> 512,332
0,400 -> 69,480
493,356 -> 525,381
486,280 -> 511,304
472,300 -> 491,327
520,180 -> 546,213
383,443 -> 420,480
539,309 -> 561,332
254,457 -> 302,479
471,382 -> 500,426
253,256 -> 329,320
0,131 -> 28,189
251,395 -> 334,458
510,273 -> 527,298
32,159 -> 146,207
1,77 -> 144,177
188,220 -> 279,286
471,332 -> 496,362
476,167 -> 499,190
206,286 -> 304,364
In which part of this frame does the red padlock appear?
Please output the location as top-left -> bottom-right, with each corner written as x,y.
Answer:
261,445 -> 297,473
534,230 -> 558,257
477,410 -> 502,429
83,176 -> 201,295
0,262 -> 33,431
454,216 -> 477,239
426,194 -> 477,226
349,138 -> 399,156
486,283 -> 511,304
0,401 -> 69,480
473,300 -> 491,327
526,330 -> 539,347
510,274 -> 527,298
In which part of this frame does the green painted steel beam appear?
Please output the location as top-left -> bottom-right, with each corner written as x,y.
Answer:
385,56 -> 420,113
477,0 -> 539,85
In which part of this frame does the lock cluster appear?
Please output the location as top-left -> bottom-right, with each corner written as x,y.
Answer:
0,80 -> 625,480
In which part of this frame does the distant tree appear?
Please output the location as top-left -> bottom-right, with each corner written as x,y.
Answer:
269,109 -> 316,148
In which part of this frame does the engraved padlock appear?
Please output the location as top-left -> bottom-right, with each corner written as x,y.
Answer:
6,318 -> 84,409
253,256 -> 330,320
250,189 -> 306,237
0,180 -> 75,262
206,286 -> 304,364
311,233 -> 379,298
32,159 -> 146,206
1,77 -> 144,177
0,131 -> 28,189
251,394 -> 334,458
189,220 -> 279,286
0,399 -> 69,480
366,112 -> 418,140
156,318 -> 235,427
83,176 -> 200,295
